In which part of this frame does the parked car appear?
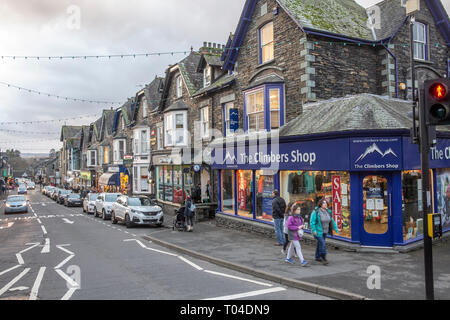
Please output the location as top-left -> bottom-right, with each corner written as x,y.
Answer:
18,184 -> 27,195
43,186 -> 55,196
94,193 -> 121,219
64,193 -> 82,207
57,189 -> 71,204
50,188 -> 60,200
83,193 -> 98,214
111,195 -> 163,228
26,182 -> 35,190
3,195 -> 28,214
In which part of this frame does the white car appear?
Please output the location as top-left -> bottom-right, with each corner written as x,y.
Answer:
94,193 -> 121,219
27,182 -> 36,190
83,193 -> 98,214
111,195 -> 163,228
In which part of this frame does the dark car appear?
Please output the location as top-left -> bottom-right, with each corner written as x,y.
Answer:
64,193 -> 82,207
57,190 -> 71,204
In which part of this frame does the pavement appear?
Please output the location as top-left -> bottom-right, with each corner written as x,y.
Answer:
143,216 -> 450,300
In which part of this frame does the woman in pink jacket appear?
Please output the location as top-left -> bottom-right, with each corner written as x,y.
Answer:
285,204 -> 308,267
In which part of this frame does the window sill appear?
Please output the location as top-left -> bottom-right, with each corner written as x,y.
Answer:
413,58 -> 432,65
256,59 -> 275,69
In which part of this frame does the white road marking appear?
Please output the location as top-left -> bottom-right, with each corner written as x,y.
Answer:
178,256 -> 203,271
56,244 -> 74,255
41,238 -> 50,253
203,287 -> 286,300
0,222 -> 14,229
61,287 -> 77,300
0,268 -> 31,297
16,253 -> 24,265
9,286 -> 28,292
29,266 -> 46,300
62,218 -> 74,224
55,269 -> 79,288
37,218 -> 42,224
19,242 -> 40,254
203,270 -> 273,287
41,225 -> 47,235
54,255 -> 74,270
0,265 -> 21,277
123,239 -> 177,257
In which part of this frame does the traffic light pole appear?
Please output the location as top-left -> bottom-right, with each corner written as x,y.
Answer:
417,87 -> 434,300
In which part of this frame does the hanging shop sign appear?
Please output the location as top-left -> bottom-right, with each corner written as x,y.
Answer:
350,137 -> 402,171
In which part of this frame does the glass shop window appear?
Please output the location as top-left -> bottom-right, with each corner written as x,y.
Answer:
222,170 -> 235,214
435,169 -> 450,232
402,170 -> 423,241
237,170 -> 253,218
255,170 -> 275,222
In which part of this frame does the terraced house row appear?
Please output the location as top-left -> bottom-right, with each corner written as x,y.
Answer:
55,0 -> 449,250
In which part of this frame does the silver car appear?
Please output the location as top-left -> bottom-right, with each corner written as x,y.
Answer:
111,195 -> 163,228
83,193 -> 98,214
94,193 -> 121,219
4,195 -> 29,214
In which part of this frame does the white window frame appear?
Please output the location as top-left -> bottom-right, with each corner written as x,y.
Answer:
88,150 -> 97,167
269,88 -> 280,130
142,97 -> 148,118
133,165 -> 150,194
176,75 -> 183,98
246,88 -> 265,132
164,111 -> 187,147
156,123 -> 164,150
203,66 -> 211,88
200,107 -> 209,139
413,22 -> 427,61
133,128 -> 150,155
113,139 -> 126,162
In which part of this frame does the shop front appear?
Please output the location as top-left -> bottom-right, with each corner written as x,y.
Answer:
80,170 -> 93,188
98,165 -> 129,194
212,134 -> 450,248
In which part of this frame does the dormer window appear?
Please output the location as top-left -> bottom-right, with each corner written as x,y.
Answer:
176,75 -> 183,98
260,21 -> 274,64
203,66 -> 211,87
142,97 -> 148,118
413,22 -> 428,61
121,116 -> 125,130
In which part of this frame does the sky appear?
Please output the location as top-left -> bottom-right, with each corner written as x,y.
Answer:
0,0 -> 448,154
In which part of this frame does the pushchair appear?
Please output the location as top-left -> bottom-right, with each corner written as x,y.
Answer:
172,206 -> 187,231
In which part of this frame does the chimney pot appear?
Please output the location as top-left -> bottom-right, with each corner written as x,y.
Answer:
203,41 -> 207,47
213,43 -> 216,48
208,42 -> 212,47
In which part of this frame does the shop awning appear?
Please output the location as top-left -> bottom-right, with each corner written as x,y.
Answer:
98,173 -> 119,186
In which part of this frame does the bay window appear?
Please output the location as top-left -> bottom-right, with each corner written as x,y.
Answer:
88,150 -> 97,167
113,139 -> 126,162
246,89 -> 265,132
260,22 -> 274,64
165,111 -> 187,146
133,129 -> 150,155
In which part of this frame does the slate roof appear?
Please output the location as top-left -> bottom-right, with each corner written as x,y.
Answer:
197,54 -> 224,72
164,100 -> 190,113
60,125 -> 83,142
102,109 -> 116,137
279,94 -> 450,136
145,77 -> 164,112
278,0 -> 373,40
193,73 -> 236,97
178,52 -> 203,96
120,98 -> 135,126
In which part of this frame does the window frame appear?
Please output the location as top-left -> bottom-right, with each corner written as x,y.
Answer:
200,107 -> 210,139
259,21 -> 274,64
243,84 -> 284,133
203,66 -> 211,88
223,102 -> 236,137
413,22 -> 428,61
176,75 -> 183,98
164,111 -> 188,147
156,123 -> 164,150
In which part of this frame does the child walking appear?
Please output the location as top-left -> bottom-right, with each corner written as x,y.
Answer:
285,204 -> 308,267
282,201 -> 295,255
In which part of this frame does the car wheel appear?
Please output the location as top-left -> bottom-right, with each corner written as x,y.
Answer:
93,207 -> 97,217
83,206 -> 86,213
102,210 -> 107,220
111,212 -> 118,224
125,214 -> 133,228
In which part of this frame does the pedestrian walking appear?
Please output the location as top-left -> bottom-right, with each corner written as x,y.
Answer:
309,198 -> 339,265
282,201 -> 295,254
285,204 -> 308,267
272,190 -> 286,246
184,196 -> 195,232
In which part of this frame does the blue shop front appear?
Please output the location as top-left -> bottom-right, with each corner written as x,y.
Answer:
211,133 -> 450,248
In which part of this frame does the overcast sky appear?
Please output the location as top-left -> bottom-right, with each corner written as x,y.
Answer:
0,0 -> 448,154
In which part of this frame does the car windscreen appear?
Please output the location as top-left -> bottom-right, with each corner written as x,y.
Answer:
128,197 -> 152,206
105,194 -> 119,202
89,194 -> 98,201
8,196 -> 26,202
69,194 -> 80,199
61,190 -> 70,194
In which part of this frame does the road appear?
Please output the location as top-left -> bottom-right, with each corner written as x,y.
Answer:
0,189 -> 330,300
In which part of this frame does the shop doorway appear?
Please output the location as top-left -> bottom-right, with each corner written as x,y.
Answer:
360,173 -> 393,247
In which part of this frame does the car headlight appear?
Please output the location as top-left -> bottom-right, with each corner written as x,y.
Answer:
5,203 -> 11,207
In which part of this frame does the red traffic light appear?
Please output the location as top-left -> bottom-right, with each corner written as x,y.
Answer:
430,83 -> 447,100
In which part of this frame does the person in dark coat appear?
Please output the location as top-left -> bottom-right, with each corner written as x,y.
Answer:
272,190 -> 286,246
184,196 -> 195,232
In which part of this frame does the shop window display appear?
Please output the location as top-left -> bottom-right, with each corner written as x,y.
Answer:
222,170 -> 235,214
435,169 -> 450,232
280,171 -> 351,239
362,175 -> 388,235
237,170 -> 253,218
255,170 -> 275,222
402,170 -> 423,241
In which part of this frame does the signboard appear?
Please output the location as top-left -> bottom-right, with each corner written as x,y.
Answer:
332,175 -> 342,231
229,108 -> 239,132
261,175 -> 274,218
350,137 -> 401,171
108,166 -> 120,173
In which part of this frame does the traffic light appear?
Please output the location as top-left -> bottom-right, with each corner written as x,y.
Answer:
424,78 -> 450,126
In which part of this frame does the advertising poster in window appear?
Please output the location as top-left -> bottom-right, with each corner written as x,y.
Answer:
238,171 -> 247,210
435,169 -> 450,231
332,175 -> 342,231
262,175 -> 274,219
